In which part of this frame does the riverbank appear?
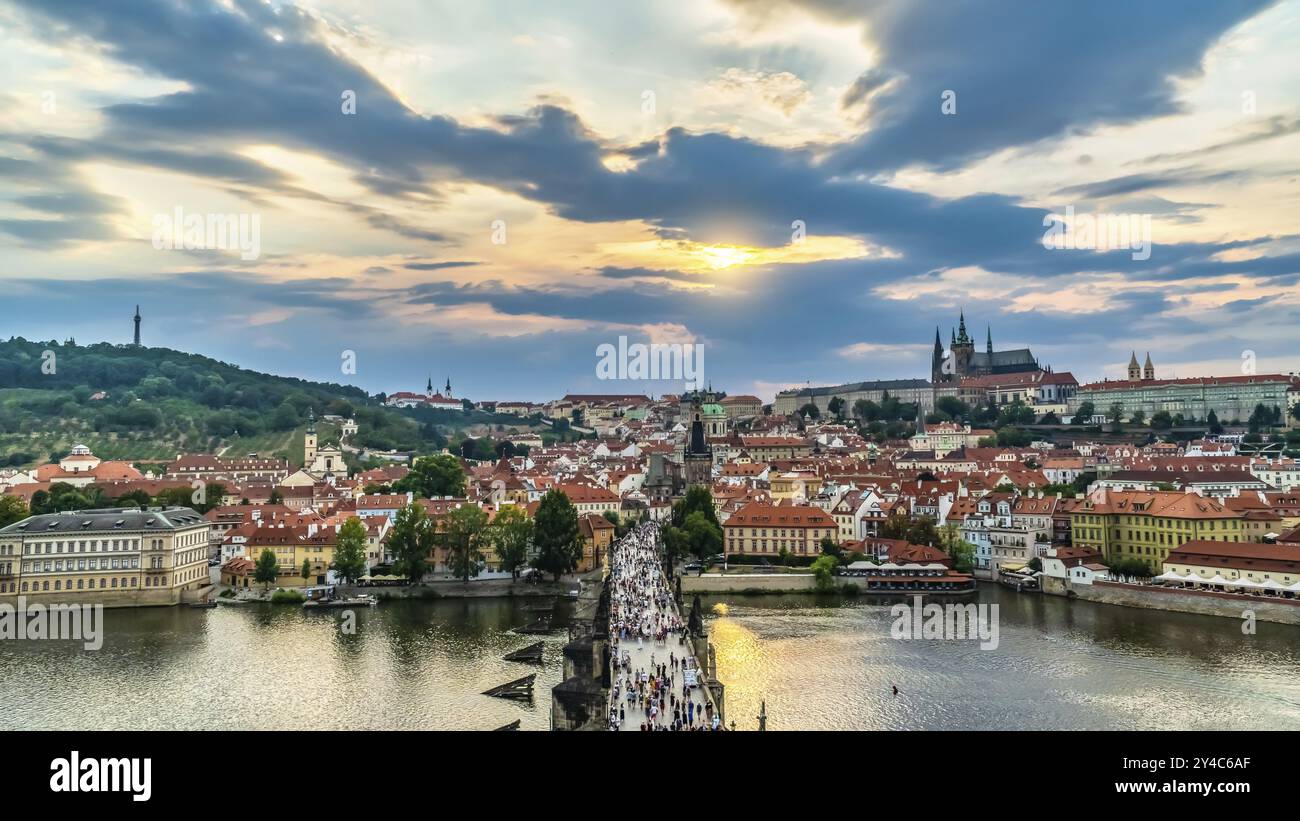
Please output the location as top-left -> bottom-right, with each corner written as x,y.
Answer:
681,572 -> 816,594
216,576 -> 581,603
1048,578 -> 1300,626
345,578 -> 579,600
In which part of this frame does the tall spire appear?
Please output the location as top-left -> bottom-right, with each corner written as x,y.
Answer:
132,305 -> 141,347
986,325 -> 993,356
426,375 -> 433,394
958,310 -> 968,344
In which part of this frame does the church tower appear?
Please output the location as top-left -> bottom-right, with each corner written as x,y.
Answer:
133,306 -> 141,347
931,327 -> 947,384
1127,351 -> 1141,381
952,311 -> 975,378
445,377 -> 452,395
1143,353 -> 1155,381
426,375 -> 434,397
304,407 -> 318,468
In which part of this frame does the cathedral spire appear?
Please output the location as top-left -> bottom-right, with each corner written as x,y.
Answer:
986,325 -> 993,356
958,310 -> 968,344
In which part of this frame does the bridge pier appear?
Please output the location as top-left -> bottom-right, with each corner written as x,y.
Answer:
550,575 -> 610,731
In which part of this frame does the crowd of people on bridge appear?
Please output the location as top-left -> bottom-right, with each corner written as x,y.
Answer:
606,522 -> 722,731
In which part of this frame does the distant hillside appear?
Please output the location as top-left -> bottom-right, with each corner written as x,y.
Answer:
0,338 -> 544,468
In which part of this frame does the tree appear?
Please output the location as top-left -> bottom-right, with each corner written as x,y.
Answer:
27,486 -> 51,515
1150,411 -> 1173,430
1073,401 -> 1095,423
663,526 -> 690,565
1129,410 -> 1146,426
672,485 -> 718,528
798,402 -> 820,420
489,505 -> 533,579
0,496 -> 28,528
268,489 -> 284,505
301,558 -> 313,584
389,503 -> 436,584
885,515 -> 941,547
1107,403 -> 1125,433
532,489 -> 581,580
254,549 -> 279,591
997,399 -> 1036,427
820,536 -> 839,556
115,489 -> 152,508
1248,403 -> 1275,434
937,524 -> 976,574
395,454 -> 466,499
810,555 -> 838,592
682,510 -> 722,561
853,399 -> 879,422
1207,410 -> 1224,435
441,503 -> 489,582
827,397 -> 845,419
935,396 -> 970,420
331,517 -> 368,584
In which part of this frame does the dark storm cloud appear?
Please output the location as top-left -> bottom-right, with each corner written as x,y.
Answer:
1053,168 -> 1242,199
721,0 -> 1277,173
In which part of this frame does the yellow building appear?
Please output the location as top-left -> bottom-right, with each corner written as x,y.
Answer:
769,471 -> 822,502
1070,490 -> 1244,572
577,513 -> 616,573
242,526 -> 336,586
0,507 -> 211,606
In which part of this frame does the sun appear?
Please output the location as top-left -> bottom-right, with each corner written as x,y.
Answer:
699,245 -> 754,270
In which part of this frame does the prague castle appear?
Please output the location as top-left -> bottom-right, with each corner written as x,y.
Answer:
931,312 -> 1039,384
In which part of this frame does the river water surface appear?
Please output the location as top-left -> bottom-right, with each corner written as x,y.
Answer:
2,587 -> 1297,730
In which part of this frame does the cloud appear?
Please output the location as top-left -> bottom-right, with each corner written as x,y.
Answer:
703,68 -> 814,117
721,0 -> 1276,172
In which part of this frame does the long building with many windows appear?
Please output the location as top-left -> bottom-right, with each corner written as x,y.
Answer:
0,507 -> 212,606
772,379 -> 935,417
1069,373 -> 1299,424
723,502 -> 838,558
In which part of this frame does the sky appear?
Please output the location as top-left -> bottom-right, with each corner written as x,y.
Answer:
2,0 -> 1299,403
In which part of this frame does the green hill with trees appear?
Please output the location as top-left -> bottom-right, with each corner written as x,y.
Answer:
0,337 -> 546,468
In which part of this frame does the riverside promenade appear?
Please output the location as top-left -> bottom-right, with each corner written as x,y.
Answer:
605,522 -> 723,731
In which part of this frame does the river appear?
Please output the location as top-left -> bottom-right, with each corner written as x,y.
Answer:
2,587 -> 1298,730
703,585 -> 1300,730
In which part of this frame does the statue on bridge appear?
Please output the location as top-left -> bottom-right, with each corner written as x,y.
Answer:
688,594 -> 704,637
